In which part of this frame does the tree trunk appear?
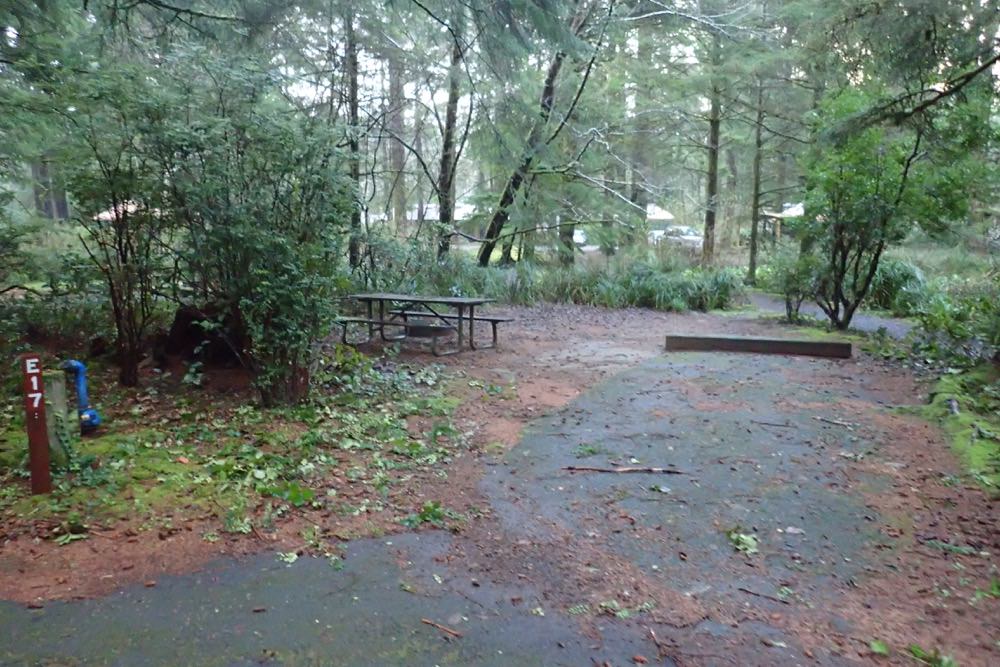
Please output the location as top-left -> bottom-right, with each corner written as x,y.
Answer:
747,77 -> 765,285
477,52 -> 565,266
702,32 -> 722,266
414,110 -> 426,225
500,225 -> 516,264
437,33 -> 463,259
477,2 -> 590,267
558,220 -> 575,266
629,27 -> 650,221
388,56 -> 407,231
258,365 -> 310,407
724,147 -> 738,248
523,228 -> 536,262
117,343 -> 140,387
346,11 -> 361,268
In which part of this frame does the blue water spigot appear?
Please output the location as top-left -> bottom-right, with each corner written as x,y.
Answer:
61,360 -> 101,434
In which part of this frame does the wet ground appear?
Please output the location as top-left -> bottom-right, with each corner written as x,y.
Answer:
1,531 -> 661,667
2,305 -> 995,666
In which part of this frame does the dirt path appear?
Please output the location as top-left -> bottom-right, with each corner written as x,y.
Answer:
2,304 -> 995,666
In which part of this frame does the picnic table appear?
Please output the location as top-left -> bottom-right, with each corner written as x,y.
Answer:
337,293 -> 510,356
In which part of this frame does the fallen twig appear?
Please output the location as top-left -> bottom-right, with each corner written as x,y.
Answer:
737,586 -> 789,605
750,420 -> 792,428
647,627 -> 675,660
87,529 -> 115,539
813,416 -> 854,429
421,618 -> 463,638
563,465 -> 688,475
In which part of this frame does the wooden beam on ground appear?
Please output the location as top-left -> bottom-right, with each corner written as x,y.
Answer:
664,334 -> 851,359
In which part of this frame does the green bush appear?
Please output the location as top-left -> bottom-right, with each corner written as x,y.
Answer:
504,262 -> 545,305
408,253 -> 509,299
868,258 -> 926,315
536,264 -> 602,304
377,239 -> 744,316
407,255 -> 742,313
2,291 -> 115,349
768,249 -> 822,323
917,274 -> 1000,358
688,268 -> 744,311
914,275 -> 1000,362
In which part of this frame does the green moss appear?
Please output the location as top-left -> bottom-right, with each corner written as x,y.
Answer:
920,365 -> 1000,491
787,325 -> 864,345
79,428 -> 165,457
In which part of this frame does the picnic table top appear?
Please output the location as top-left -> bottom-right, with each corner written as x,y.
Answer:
347,292 -> 495,306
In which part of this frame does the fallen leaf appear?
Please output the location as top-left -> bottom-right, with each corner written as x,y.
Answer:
869,639 -> 890,656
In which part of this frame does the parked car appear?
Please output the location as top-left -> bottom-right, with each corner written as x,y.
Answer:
649,225 -> 702,249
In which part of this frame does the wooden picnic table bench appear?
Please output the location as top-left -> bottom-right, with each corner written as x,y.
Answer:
387,310 -> 512,350
336,293 -> 509,355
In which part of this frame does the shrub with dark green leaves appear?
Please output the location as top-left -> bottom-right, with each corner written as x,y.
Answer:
154,54 -> 355,405
915,275 -> 1000,362
383,244 -> 744,316
868,258 -> 926,315
770,249 -> 822,323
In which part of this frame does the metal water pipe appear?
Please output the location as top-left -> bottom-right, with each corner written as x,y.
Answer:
61,360 -> 101,434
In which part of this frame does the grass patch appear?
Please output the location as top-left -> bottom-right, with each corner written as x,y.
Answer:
573,443 -> 606,458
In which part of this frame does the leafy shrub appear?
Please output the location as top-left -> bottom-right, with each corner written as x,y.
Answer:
687,268 -> 744,311
504,262 -> 545,305
510,261 -> 738,312
536,265 -> 602,304
769,249 -> 821,323
148,54 -> 355,405
390,248 -> 742,314
411,253 -> 508,299
914,275 -> 1000,362
868,258 -> 926,315
0,216 -> 35,291
3,291 -> 115,348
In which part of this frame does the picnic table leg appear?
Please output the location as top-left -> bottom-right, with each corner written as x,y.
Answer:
378,299 -> 387,340
366,300 -> 375,341
468,305 -> 476,349
380,300 -> 409,341
456,304 -> 465,351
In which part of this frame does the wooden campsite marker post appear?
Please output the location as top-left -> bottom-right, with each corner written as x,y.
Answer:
21,354 -> 51,494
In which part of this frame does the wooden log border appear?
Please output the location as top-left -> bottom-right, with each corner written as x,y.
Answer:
664,334 -> 852,359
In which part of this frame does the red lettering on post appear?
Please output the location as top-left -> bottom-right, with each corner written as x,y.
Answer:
21,354 -> 51,494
